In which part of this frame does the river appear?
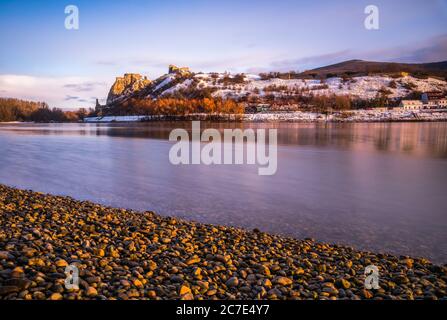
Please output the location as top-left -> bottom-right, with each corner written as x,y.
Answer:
1,121 -> 446,263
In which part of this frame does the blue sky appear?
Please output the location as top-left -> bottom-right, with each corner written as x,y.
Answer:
1,0 -> 447,108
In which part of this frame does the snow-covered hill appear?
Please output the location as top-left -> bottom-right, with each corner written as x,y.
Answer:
105,65 -> 447,106
172,73 -> 446,100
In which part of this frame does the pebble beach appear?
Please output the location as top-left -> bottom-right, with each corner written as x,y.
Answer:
0,184 -> 446,300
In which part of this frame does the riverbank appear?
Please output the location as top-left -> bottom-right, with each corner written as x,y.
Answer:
81,109 -> 447,123
0,184 -> 446,300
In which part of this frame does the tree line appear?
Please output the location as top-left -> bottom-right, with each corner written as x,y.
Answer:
0,98 -> 90,122
104,97 -> 244,116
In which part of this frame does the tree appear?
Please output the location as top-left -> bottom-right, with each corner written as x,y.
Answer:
76,108 -> 88,120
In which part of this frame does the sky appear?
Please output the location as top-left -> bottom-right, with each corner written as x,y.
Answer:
1,0 -> 447,109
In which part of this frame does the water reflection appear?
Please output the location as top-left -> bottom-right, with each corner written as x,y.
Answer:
1,122 -> 447,158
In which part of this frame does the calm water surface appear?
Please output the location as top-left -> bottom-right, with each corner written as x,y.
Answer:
1,122 -> 446,263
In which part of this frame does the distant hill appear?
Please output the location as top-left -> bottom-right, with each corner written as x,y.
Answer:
300,59 -> 447,79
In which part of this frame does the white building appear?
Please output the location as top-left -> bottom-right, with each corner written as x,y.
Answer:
399,92 -> 447,110
399,100 -> 423,110
421,98 -> 447,109
421,92 -> 445,103
440,99 -> 447,107
421,92 -> 447,109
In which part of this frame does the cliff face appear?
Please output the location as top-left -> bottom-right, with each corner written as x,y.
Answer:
168,64 -> 191,76
107,73 -> 151,104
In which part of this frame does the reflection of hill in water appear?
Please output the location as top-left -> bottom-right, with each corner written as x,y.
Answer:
1,122 -> 447,158
100,122 -> 447,159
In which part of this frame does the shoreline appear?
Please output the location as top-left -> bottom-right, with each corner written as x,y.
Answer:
0,184 -> 446,300
81,110 -> 447,123
2,110 -> 447,124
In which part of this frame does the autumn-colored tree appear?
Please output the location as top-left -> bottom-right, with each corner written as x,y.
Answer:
122,97 -> 244,116
0,98 -> 83,122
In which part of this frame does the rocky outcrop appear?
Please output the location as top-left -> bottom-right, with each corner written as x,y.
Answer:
168,64 -> 191,76
105,67 -> 192,106
107,73 -> 151,104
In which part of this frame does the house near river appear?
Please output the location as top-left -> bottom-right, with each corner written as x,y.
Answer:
398,92 -> 447,110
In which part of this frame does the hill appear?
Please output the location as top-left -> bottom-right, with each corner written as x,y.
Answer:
99,61 -> 447,115
300,59 -> 447,79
